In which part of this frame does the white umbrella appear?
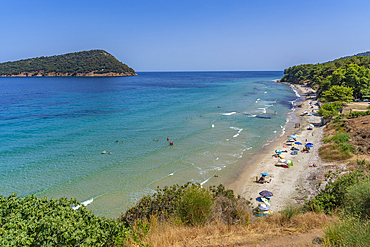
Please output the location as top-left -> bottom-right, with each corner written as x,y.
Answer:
278,158 -> 286,163
309,124 -> 314,128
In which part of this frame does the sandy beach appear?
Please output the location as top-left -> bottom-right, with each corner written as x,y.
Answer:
226,83 -> 323,212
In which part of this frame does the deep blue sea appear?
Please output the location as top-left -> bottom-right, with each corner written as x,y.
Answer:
0,71 -> 299,218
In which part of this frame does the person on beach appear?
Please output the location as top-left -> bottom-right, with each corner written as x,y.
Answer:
167,137 -> 169,141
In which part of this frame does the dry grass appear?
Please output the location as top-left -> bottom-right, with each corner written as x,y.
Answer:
343,102 -> 370,112
137,212 -> 335,247
319,144 -> 353,161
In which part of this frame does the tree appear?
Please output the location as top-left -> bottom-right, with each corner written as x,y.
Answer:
318,102 -> 341,120
321,85 -> 353,103
329,64 -> 370,99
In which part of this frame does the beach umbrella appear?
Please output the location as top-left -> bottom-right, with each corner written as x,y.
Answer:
290,134 -> 298,139
261,172 -> 269,176
275,149 -> 281,154
280,154 -> 286,159
295,142 -> 303,145
305,143 -> 314,148
306,142 -> 314,145
258,204 -> 270,211
283,145 -> 288,148
259,190 -> 273,197
278,158 -> 286,163
287,139 -> 295,142
309,124 -> 314,128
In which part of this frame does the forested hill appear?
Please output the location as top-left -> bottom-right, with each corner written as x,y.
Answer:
0,50 -> 137,77
280,51 -> 370,99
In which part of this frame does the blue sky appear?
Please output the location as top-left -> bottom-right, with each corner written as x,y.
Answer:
1,0 -> 370,71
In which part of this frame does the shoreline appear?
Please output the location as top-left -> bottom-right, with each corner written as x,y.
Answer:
225,83 -> 323,212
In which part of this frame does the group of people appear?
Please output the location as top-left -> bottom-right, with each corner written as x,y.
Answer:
153,137 -> 173,145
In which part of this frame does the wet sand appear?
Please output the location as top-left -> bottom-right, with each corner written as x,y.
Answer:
226,84 -> 323,212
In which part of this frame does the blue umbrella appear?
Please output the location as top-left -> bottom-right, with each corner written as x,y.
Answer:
290,134 -> 298,139
306,143 -> 314,145
305,143 -> 314,148
259,190 -> 273,197
275,149 -> 282,154
261,172 -> 269,176
295,142 -> 303,145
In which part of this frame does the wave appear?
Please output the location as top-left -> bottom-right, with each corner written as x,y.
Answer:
200,177 -> 211,186
72,198 -> 94,210
258,108 -> 267,114
230,127 -> 243,138
290,85 -> 301,98
222,112 -> 236,116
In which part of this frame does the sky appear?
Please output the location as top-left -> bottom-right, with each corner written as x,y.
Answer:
1,0 -> 370,71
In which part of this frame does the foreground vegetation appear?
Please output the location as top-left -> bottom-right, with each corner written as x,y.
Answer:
0,50 -> 136,76
2,163 -> 369,246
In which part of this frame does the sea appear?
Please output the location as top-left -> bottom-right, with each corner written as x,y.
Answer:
0,71 -> 300,218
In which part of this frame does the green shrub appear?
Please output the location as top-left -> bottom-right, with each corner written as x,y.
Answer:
176,186 -> 213,226
120,183 -> 250,227
322,132 -> 355,156
306,169 -> 366,214
119,182 -> 196,226
280,205 -> 304,220
325,216 -> 370,246
330,132 -> 351,144
0,194 -> 129,246
342,178 -> 370,219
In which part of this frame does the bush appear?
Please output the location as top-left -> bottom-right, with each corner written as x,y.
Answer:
342,178 -> 370,219
306,169 -> 366,214
119,182 -> 196,226
321,132 -> 355,158
325,216 -> 370,246
280,205 -> 304,220
0,194 -> 129,246
120,183 -> 251,227
176,186 -> 213,226
330,132 -> 351,144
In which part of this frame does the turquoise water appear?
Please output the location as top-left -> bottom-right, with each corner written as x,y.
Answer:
0,72 -> 298,218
